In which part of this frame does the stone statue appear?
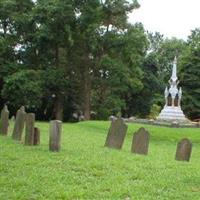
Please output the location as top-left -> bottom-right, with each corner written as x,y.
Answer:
164,87 -> 169,107
178,87 -> 182,107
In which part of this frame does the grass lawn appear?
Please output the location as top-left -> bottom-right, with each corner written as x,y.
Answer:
0,121 -> 200,200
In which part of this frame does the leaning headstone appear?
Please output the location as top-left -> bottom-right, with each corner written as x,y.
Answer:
49,120 -> 62,152
175,138 -> 192,162
25,113 -> 35,145
0,105 -> 9,136
131,127 -> 150,155
33,127 -> 40,145
12,106 -> 26,141
104,118 -> 127,149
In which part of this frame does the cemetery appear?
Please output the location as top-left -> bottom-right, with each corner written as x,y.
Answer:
0,105 -> 200,199
0,0 -> 200,199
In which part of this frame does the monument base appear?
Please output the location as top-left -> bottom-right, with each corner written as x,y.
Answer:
157,106 -> 189,123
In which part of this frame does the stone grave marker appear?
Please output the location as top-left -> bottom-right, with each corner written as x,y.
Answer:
104,118 -> 127,149
25,113 -> 35,145
0,105 -> 9,136
12,106 -> 26,141
175,138 -> 192,162
33,127 -> 40,145
131,127 -> 150,155
49,120 -> 62,152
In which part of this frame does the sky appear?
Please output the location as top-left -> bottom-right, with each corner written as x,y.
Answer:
128,0 -> 200,40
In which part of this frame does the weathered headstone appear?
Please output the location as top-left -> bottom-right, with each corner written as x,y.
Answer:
0,105 -> 9,136
131,127 -> 150,155
12,106 -> 26,141
33,127 -> 40,145
175,138 -> 192,162
49,120 -> 62,152
25,113 -> 35,145
104,118 -> 127,149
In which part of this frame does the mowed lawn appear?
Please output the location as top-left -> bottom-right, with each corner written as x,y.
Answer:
0,121 -> 200,200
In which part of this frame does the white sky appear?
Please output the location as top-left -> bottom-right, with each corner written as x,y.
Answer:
128,0 -> 200,40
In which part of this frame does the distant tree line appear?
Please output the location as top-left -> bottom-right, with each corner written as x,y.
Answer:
0,0 -> 199,121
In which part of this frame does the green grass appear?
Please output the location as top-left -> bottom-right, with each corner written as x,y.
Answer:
0,121 -> 200,200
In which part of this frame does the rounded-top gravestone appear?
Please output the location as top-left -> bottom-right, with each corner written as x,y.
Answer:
104,118 -> 127,150
0,105 -> 9,136
131,127 -> 150,155
12,106 -> 26,141
175,138 -> 192,162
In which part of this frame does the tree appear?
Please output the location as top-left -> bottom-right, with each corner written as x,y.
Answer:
0,0 -> 35,112
2,70 -> 43,110
73,0 -> 142,119
179,29 -> 200,119
28,0 -> 77,120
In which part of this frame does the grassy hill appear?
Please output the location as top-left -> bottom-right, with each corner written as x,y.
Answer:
1,121 -> 200,200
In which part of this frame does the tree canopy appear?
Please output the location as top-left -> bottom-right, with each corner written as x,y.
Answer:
0,0 -> 199,121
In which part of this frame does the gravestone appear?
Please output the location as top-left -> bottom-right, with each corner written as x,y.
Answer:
0,105 -> 9,136
33,127 -> 40,145
12,106 -> 26,141
25,113 -> 35,145
131,127 -> 150,155
175,138 -> 192,162
49,120 -> 62,152
104,118 -> 127,149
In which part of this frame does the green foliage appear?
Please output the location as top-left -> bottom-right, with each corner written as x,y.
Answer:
179,29 -> 200,119
91,23 -> 148,119
0,0 -> 200,120
2,70 -> 43,108
1,121 -> 200,199
43,68 -> 69,96
148,104 -> 161,119
0,0 -> 147,120
147,33 -> 187,83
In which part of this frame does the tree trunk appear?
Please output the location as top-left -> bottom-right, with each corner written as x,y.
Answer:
83,69 -> 91,120
53,95 -> 64,121
52,46 -> 64,121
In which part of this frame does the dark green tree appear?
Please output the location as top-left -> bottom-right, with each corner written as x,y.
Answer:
179,29 -> 200,119
0,0 -> 35,113
2,70 -> 43,109
73,0 -> 143,119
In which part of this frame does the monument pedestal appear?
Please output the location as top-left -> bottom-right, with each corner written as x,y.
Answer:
157,106 -> 189,123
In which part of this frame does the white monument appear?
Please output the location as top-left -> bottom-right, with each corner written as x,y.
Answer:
157,57 -> 188,122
